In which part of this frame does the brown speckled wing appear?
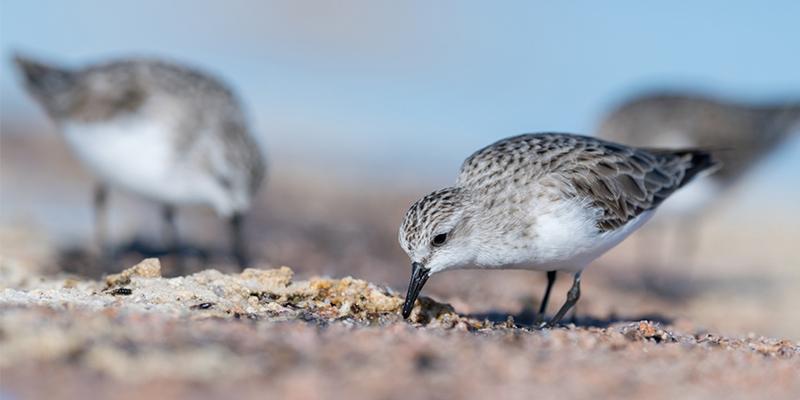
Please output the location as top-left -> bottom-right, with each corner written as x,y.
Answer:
457,133 -> 717,232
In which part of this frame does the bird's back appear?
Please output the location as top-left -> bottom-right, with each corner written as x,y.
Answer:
457,133 -> 718,232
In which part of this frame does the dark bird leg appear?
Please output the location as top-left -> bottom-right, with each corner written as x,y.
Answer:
162,204 -> 186,274
545,272 -> 582,328
230,213 -> 248,269
535,270 -> 557,325
162,204 -> 180,252
93,183 -> 110,273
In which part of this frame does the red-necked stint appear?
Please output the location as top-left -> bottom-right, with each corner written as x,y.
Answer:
398,133 -> 718,327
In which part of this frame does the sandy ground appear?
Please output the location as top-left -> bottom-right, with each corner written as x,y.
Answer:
1,132 -> 800,399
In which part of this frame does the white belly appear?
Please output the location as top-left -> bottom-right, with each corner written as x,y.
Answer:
472,200 -> 656,275
61,117 -> 228,212
536,211 -> 654,273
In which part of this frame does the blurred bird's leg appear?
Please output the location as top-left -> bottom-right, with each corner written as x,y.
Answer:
162,204 -> 180,251
636,224 -> 665,269
545,272 -> 582,328
646,217 -> 702,270
161,204 -> 186,274
535,270 -> 557,325
93,184 -> 110,269
674,216 -> 702,270
230,213 -> 249,269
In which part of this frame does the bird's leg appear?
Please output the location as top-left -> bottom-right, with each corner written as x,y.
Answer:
162,204 -> 180,253
161,204 -> 187,274
93,183 -> 110,271
675,217 -> 701,270
535,270 -> 557,325
545,272 -> 582,328
230,213 -> 249,269
636,224 -> 662,269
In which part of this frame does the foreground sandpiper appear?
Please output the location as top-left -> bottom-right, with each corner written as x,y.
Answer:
398,133 -> 718,327
14,55 -> 266,268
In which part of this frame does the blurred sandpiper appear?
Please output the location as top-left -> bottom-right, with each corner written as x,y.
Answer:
597,93 -> 800,216
596,93 -> 800,270
14,54 -> 266,269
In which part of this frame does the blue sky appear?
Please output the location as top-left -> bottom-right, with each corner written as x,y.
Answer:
2,1 -> 799,217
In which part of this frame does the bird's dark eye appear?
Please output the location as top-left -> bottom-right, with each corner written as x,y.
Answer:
431,233 -> 448,247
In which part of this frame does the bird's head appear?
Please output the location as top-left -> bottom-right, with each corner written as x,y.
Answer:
398,187 -> 481,318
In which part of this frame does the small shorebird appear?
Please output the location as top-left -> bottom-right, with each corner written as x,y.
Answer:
597,93 -> 800,217
596,93 -> 800,268
14,55 -> 266,269
398,133 -> 718,327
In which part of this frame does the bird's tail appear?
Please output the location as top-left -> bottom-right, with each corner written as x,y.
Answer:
649,148 -> 722,188
12,54 -> 75,97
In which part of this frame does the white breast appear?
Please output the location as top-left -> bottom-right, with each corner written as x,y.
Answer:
61,114 -> 234,215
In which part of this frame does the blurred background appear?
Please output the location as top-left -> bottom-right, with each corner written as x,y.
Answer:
1,2 -> 799,339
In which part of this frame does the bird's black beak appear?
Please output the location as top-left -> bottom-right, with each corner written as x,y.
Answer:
402,262 -> 430,319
